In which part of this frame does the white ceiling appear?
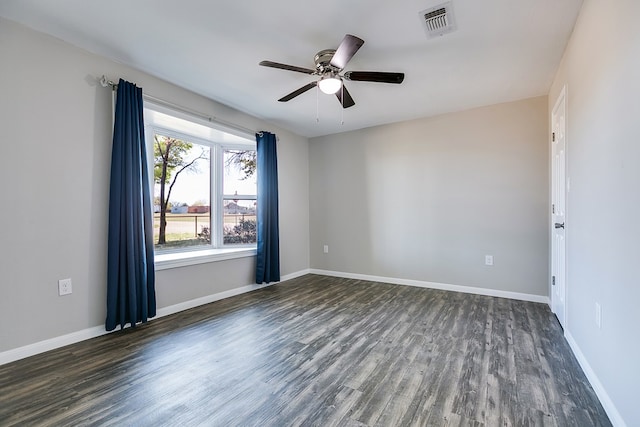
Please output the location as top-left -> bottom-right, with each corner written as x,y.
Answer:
0,0 -> 583,138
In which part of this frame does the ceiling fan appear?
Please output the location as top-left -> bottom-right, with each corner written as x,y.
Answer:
259,34 -> 404,108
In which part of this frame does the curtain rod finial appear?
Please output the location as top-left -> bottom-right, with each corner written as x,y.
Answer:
100,75 -> 116,89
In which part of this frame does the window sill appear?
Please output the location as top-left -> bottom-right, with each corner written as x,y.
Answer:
155,247 -> 256,271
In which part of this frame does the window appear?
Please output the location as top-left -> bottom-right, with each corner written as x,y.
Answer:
144,103 -> 257,268
222,149 -> 257,244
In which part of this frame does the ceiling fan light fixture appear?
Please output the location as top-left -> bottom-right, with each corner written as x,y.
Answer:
318,73 -> 342,94
260,33 -> 404,108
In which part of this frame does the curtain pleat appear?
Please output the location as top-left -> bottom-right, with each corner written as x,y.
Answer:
255,131 -> 280,283
106,79 -> 156,331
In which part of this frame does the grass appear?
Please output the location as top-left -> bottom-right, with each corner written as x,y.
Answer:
152,214 -> 257,249
155,240 -> 208,250
154,232 -> 194,241
153,234 -> 209,250
153,213 -> 256,225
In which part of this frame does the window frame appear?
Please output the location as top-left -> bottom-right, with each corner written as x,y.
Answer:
143,101 -> 257,270
219,145 -> 258,247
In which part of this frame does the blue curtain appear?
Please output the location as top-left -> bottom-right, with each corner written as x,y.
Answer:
255,131 -> 280,283
106,79 -> 156,331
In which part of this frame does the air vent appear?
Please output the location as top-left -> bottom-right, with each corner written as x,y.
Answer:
419,2 -> 457,38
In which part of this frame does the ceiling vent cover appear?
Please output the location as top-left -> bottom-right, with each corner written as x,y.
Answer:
419,2 -> 457,38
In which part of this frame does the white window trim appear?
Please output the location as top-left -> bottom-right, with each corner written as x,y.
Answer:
155,247 -> 257,271
144,101 -> 257,270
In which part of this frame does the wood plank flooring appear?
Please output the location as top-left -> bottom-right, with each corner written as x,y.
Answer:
0,274 -> 611,426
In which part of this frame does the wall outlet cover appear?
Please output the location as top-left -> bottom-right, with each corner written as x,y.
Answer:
58,278 -> 72,296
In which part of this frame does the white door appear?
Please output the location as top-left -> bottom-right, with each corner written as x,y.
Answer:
551,87 -> 567,328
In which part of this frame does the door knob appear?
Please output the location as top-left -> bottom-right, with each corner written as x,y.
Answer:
555,222 -> 565,229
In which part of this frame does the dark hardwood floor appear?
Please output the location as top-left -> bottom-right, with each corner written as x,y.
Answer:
0,274 -> 610,426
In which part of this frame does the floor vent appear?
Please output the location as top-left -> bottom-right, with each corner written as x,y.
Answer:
419,2 -> 457,38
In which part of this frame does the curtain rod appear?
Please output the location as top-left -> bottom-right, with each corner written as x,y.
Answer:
100,75 -> 261,138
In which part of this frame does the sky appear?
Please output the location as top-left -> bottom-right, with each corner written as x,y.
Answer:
156,149 -> 257,206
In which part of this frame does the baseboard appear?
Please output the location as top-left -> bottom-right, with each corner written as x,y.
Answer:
155,282 -> 273,318
0,268 -> 311,366
564,332 -> 627,427
282,269 -> 312,281
309,269 -> 550,304
0,325 -> 110,367
155,268 -> 309,318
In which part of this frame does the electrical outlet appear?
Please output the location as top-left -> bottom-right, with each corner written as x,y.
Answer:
58,278 -> 72,296
323,245 -> 329,254
595,302 -> 601,328
485,255 -> 494,266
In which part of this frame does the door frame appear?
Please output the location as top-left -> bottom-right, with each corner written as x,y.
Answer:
550,85 -> 568,329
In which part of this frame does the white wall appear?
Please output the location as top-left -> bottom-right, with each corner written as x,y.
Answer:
548,1 -> 639,425
0,18 -> 310,354
309,97 -> 549,297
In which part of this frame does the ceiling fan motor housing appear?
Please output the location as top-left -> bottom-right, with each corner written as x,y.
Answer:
314,49 -> 339,72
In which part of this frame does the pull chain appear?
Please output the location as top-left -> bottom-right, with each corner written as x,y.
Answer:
316,85 -> 320,123
341,84 -> 344,126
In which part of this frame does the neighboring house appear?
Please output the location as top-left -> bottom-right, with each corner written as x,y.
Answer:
224,202 -> 254,215
171,205 -> 188,214
188,206 -> 210,214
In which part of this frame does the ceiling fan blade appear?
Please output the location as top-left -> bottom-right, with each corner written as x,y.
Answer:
344,71 -> 405,84
335,84 -> 355,108
330,34 -> 364,70
259,60 -> 315,75
278,82 -> 318,102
